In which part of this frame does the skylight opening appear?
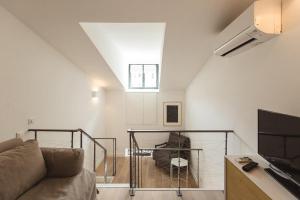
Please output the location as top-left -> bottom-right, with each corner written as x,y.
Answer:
80,22 -> 165,92
128,64 -> 159,90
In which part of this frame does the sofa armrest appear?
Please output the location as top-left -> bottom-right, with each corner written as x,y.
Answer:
41,148 -> 84,178
155,142 -> 168,148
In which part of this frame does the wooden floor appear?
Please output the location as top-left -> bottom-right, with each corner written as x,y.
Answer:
96,157 -> 129,183
96,157 -> 198,188
97,188 -> 224,200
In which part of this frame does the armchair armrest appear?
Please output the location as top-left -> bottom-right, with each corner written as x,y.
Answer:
155,142 -> 168,148
41,148 -> 84,178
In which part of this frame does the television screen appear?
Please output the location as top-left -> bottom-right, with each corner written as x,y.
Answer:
258,109 -> 300,185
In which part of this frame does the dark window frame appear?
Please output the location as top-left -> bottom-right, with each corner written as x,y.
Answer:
128,64 -> 159,89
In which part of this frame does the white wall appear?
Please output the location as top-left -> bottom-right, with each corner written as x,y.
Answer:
185,0 -> 300,188
105,90 -> 185,155
0,6 -> 106,170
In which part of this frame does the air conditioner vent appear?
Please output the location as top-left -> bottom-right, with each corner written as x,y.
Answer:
214,0 -> 281,57
221,38 -> 256,57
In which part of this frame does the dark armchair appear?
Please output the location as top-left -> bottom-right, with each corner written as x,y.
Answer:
152,132 -> 191,171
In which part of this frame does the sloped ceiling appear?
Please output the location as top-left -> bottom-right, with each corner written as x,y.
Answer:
0,0 -> 253,90
80,23 -> 166,89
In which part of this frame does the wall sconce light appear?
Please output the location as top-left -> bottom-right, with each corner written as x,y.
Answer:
91,90 -> 99,99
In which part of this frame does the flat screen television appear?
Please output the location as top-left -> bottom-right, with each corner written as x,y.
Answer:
258,109 -> 300,197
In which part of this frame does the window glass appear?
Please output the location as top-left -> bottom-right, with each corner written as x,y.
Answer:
144,65 -> 157,88
130,65 -> 143,88
129,64 -> 159,89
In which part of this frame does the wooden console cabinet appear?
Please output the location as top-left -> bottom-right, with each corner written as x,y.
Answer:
225,156 -> 297,200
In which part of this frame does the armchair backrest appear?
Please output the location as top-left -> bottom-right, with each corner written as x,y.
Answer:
168,132 -> 190,148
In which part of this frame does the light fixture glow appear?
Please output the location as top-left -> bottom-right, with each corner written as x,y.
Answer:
91,90 -> 99,99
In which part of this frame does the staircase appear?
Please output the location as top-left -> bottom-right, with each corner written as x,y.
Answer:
27,128 -> 117,186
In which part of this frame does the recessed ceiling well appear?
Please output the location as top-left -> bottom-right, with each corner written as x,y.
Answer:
80,23 -> 166,90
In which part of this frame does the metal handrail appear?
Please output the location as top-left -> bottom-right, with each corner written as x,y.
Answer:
131,133 -> 140,149
128,129 -> 235,197
94,137 -> 117,176
128,129 -> 234,133
28,128 -> 108,183
139,147 -> 203,151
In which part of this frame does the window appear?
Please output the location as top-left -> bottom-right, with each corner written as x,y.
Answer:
129,64 -> 159,89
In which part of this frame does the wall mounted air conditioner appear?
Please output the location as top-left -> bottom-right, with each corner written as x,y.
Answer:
214,0 -> 282,57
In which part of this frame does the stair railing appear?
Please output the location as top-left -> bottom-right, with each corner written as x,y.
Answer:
128,129 -> 234,197
94,137 -> 117,176
28,128 -> 110,183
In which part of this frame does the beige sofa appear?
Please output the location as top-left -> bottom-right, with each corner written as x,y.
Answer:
0,138 -> 97,200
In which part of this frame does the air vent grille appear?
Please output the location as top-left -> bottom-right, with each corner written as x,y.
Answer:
221,38 -> 257,57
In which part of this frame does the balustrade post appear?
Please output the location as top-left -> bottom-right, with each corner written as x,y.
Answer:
93,142 -> 96,172
80,132 -> 83,148
225,132 -> 228,155
129,131 -> 135,196
177,131 -> 182,197
34,131 -> 37,140
71,131 -> 74,148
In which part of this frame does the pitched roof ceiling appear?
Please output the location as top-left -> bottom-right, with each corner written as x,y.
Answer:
80,23 -> 166,90
0,0 -> 253,90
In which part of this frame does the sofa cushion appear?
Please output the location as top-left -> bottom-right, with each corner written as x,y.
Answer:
41,148 -> 84,178
17,169 -> 97,200
0,140 -> 47,200
0,138 -> 23,153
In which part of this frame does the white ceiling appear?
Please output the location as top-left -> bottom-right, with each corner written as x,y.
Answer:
0,0 -> 254,90
80,23 -> 166,89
